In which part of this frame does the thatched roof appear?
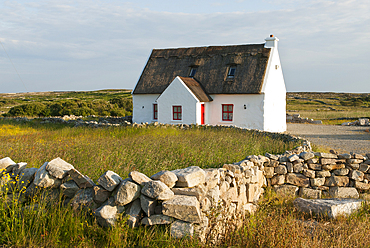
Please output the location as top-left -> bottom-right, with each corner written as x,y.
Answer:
133,43 -> 271,95
178,77 -> 213,102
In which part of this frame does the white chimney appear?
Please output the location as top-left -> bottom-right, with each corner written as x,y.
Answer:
264,34 -> 279,48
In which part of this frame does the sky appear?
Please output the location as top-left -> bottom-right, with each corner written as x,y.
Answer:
0,0 -> 369,93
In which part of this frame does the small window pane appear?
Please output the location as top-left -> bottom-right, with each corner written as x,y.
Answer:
189,68 -> 197,77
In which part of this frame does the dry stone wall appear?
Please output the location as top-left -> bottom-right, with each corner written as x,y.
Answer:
1,132 -> 369,241
0,154 -> 267,241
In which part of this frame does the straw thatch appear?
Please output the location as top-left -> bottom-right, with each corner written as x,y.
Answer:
133,43 -> 271,95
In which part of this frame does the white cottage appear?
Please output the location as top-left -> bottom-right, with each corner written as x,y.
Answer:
132,35 -> 286,132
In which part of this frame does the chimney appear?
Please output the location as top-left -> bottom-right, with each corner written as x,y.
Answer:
264,34 -> 279,48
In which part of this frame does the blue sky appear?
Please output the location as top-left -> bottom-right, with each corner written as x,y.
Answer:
1,0 -> 369,93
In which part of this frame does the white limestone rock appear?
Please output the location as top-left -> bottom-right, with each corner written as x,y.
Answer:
0,157 -> 16,171
126,199 -> 143,228
170,220 -> 194,239
129,171 -> 152,185
33,162 -> 62,188
94,205 -> 120,227
140,194 -> 157,217
45,157 -> 74,179
293,198 -> 363,218
60,180 -> 80,198
273,185 -> 299,197
115,180 -> 141,206
162,195 -> 201,223
97,170 -> 122,191
68,168 -> 95,188
150,170 -> 178,188
172,166 -> 205,188
329,187 -> 359,198
141,214 -> 174,226
141,180 -> 174,200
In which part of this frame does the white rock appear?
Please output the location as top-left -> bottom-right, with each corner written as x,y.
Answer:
141,180 -> 174,200
129,171 -> 152,185
115,181 -> 141,206
171,220 -> 194,239
150,170 -> 178,188
162,195 -> 201,223
172,166 -> 205,188
97,170 -> 123,191
45,157 -> 74,179
141,214 -> 174,226
293,198 -> 363,218
33,162 -> 62,188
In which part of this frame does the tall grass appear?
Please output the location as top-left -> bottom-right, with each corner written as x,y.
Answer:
0,120 -> 299,180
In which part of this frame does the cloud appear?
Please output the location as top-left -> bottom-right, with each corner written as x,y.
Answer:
0,0 -> 369,93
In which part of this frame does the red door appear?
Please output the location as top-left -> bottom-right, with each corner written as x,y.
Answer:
201,104 -> 205,125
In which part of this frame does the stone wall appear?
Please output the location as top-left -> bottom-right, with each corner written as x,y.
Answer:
0,153 -> 267,241
266,150 -> 370,199
286,113 -> 322,124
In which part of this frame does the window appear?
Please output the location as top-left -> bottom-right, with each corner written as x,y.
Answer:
153,104 -> 158,120
189,68 -> 197,77
222,104 -> 233,121
227,66 -> 236,78
173,106 -> 182,120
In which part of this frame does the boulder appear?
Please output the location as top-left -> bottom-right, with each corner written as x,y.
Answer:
141,214 -> 174,226
45,157 -> 74,179
68,168 -> 95,188
171,220 -> 194,239
0,157 -> 16,171
17,167 -> 38,189
70,188 -> 96,210
264,167 -> 274,178
97,170 -> 122,191
359,163 -> 370,173
141,180 -> 174,200
315,153 -> 338,159
274,165 -> 287,175
93,185 -> 111,205
333,168 -> 349,176
172,185 -> 206,201
126,199 -> 143,228
302,169 -> 315,178
94,205 -> 120,227
273,185 -> 299,197
60,180 -> 80,198
150,170 -> 178,188
349,170 -> 364,181
293,198 -> 363,218
172,166 -> 205,188
140,194 -> 157,217
324,176 -> 349,187
129,171 -> 152,185
286,173 -> 310,187
308,163 -> 322,171
329,187 -> 359,198
162,195 -> 201,223
310,177 -> 325,187
270,174 -> 285,185
316,170 -> 331,178
33,162 -> 62,188
354,181 -> 370,190
299,152 -> 315,161
115,180 -> 141,206
288,154 -> 300,162
299,188 -> 322,199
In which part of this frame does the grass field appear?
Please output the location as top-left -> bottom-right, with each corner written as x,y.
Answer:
0,119 -> 303,247
287,92 -> 370,124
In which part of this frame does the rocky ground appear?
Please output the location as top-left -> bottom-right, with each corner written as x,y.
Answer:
287,123 -> 370,154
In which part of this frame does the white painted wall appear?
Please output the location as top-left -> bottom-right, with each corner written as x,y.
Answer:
208,94 -> 265,130
156,77 -> 199,125
262,36 -> 287,132
132,94 -> 160,123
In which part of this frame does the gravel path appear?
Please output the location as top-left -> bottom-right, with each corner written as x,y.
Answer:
286,124 -> 370,154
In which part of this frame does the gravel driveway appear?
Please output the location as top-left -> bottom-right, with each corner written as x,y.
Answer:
286,124 -> 370,154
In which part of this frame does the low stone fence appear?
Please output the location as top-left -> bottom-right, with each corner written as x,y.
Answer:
341,118 -> 370,126
266,151 -> 370,199
0,153 -> 269,241
286,113 -> 323,124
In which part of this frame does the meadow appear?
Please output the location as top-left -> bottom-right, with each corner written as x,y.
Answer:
287,92 -> 370,124
0,119 -> 302,247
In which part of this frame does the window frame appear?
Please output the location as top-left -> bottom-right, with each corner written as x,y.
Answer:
153,103 -> 158,120
172,105 -> 182,121
189,67 -> 197,77
222,104 -> 233,121
227,66 -> 236,79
